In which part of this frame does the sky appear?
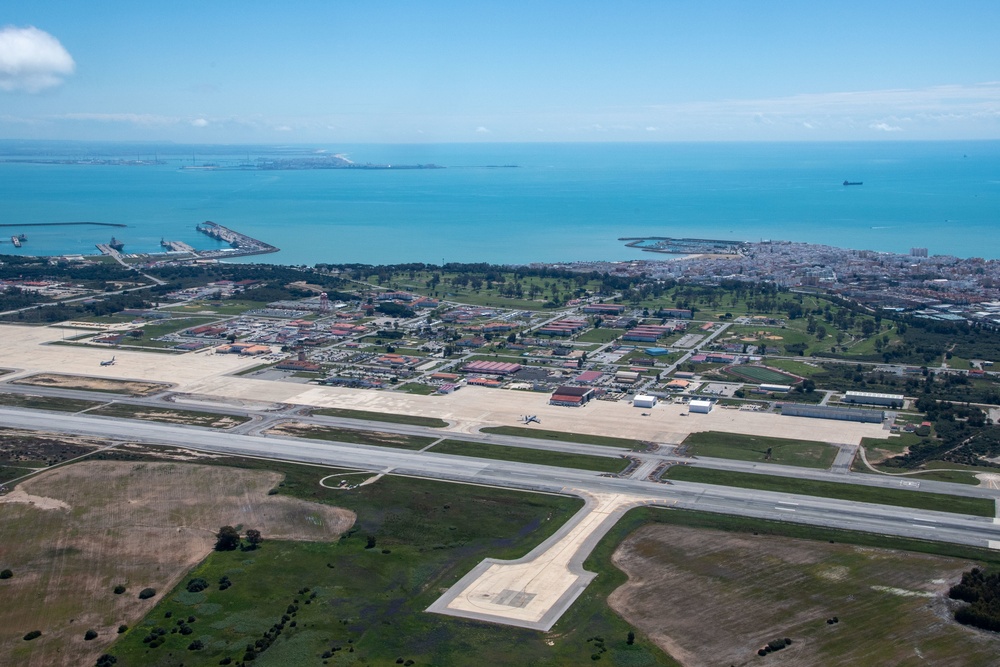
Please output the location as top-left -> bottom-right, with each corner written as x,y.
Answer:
1,1 -> 999,144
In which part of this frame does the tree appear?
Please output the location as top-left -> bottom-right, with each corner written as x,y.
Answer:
245,529 -> 263,549
215,525 -> 241,551
627,631 -> 635,645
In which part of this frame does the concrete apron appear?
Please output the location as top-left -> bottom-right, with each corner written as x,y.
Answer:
427,490 -> 671,631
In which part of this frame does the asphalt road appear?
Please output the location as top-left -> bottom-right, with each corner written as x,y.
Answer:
3,405 -> 1000,550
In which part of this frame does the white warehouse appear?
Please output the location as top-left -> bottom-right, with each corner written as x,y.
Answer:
688,399 -> 713,413
843,391 -> 905,409
633,395 -> 657,409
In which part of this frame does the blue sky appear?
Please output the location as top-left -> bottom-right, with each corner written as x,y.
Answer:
2,1 -> 998,143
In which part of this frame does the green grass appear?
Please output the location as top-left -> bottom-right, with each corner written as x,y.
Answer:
430,439 -> 627,473
86,403 -> 250,428
0,392 -> 104,412
758,358 -> 824,377
311,407 -> 448,428
575,327 -> 625,343
665,466 -> 995,517
105,468 -> 675,667
480,425 -> 647,449
397,382 -> 437,395
275,423 -> 436,450
681,431 -> 839,469
0,464 -> 42,483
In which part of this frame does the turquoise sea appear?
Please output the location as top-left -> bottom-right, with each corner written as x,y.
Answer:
1,141 -> 998,264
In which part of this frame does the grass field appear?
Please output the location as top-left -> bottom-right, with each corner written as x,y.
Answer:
266,422 -> 437,450
575,328 -> 625,344
608,523 -> 1000,666
103,466 -> 662,667
0,461 -> 355,667
397,382 -> 437,395
665,466 -> 995,517
480,425 -> 646,449
723,364 -> 800,384
311,407 -> 448,428
0,392 -> 104,412
429,439 -> 627,473
681,431 -> 839,469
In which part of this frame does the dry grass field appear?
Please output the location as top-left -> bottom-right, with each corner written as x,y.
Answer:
0,461 -> 355,667
11,373 -> 171,396
607,525 -> 1000,667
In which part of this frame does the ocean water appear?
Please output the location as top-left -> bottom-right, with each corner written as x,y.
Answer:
0,141 -> 997,264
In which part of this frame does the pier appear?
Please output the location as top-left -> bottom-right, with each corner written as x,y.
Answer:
195,221 -> 278,259
160,239 -> 196,253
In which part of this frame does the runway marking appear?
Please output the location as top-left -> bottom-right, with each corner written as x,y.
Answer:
777,501 -> 799,506
775,507 -> 796,512
912,518 -> 937,523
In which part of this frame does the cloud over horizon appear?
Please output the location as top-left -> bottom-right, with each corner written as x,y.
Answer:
0,26 -> 75,93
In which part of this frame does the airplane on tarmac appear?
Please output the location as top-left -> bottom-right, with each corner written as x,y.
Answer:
100,356 -> 116,366
520,415 -> 540,425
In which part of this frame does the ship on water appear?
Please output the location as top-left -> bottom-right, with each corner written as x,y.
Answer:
843,180 -> 863,186
11,233 -> 25,248
108,237 -> 125,251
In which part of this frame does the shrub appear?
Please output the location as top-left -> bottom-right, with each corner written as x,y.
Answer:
0,568 -> 12,579
84,629 -> 98,641
113,585 -> 126,594
188,640 -> 205,650
186,578 -> 209,593
219,658 -> 232,665
215,525 -> 241,551
138,587 -> 157,600
96,655 -> 118,667
23,630 -> 41,641
117,625 -> 128,634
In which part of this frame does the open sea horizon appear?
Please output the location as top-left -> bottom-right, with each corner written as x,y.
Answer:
1,140 -> 997,265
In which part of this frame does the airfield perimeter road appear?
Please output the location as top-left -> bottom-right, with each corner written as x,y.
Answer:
2,406 -> 1000,551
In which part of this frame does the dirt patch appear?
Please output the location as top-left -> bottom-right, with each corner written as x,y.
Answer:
0,460 -> 355,667
12,373 -> 170,396
607,524 -> 1000,667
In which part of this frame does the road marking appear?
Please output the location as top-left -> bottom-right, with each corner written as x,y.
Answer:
777,501 -> 799,506
912,518 -> 937,523
775,507 -> 796,512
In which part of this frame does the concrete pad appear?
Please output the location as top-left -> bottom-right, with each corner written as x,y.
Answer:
427,491 -> 664,630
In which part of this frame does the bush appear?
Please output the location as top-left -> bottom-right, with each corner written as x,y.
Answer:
189,640 -> 205,650
117,625 -> 128,634
0,568 -> 12,579
186,578 -> 209,593
138,587 -> 157,600
23,630 -> 41,641
84,629 -> 98,641
113,584 -> 126,594
96,655 -> 118,667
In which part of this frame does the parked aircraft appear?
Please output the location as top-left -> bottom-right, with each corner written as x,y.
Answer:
100,356 -> 116,366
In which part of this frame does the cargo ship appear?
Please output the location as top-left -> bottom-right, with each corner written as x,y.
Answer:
11,233 -> 25,247
843,180 -> 863,186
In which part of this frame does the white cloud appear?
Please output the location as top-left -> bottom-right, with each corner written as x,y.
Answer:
191,118 -> 209,127
644,126 -> 659,132
870,122 -> 902,132
0,26 -> 75,93
475,126 -> 491,133
274,125 -> 292,132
